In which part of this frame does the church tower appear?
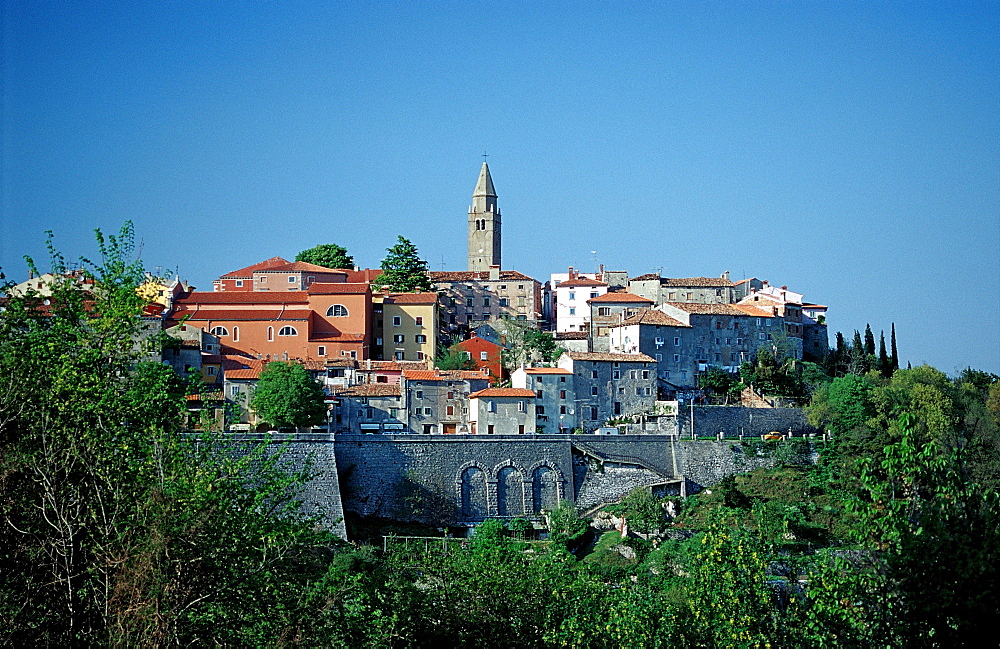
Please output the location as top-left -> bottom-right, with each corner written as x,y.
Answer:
468,162 -> 501,272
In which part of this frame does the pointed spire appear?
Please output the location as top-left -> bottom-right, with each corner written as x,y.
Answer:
473,162 -> 497,198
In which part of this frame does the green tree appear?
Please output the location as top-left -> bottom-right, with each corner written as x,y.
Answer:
373,236 -> 433,293
863,323 -> 876,356
878,330 -> 890,377
890,322 -> 899,371
295,243 -> 354,269
611,487 -> 664,535
250,361 -> 328,430
434,342 -> 476,370
698,365 -> 739,403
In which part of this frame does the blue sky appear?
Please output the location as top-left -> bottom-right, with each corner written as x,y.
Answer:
2,1 -> 997,373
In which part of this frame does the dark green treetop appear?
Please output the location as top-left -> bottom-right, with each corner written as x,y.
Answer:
373,236 -> 432,293
250,361 -> 328,429
295,243 -> 354,269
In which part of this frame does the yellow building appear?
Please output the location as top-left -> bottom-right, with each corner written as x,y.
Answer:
375,293 -> 438,363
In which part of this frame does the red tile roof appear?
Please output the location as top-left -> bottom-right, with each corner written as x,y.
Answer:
218,257 -> 347,278
384,292 -> 439,304
566,351 -> 656,363
732,304 -> 775,317
359,360 -> 430,371
587,292 -> 653,304
429,270 -> 537,282
172,308 -> 313,321
175,291 -> 309,305
309,332 -> 366,342
340,268 -> 383,283
665,302 -> 748,316
469,388 -> 536,398
662,277 -> 734,287
555,331 -> 589,339
219,257 -> 292,278
307,282 -> 371,295
557,277 -> 607,288
522,367 -> 573,374
402,369 -> 489,381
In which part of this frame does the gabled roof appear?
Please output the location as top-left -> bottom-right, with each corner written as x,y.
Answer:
340,268 -> 383,283
661,277 -> 734,287
664,302 -> 749,316
384,292 -> 439,304
359,360 -> 429,371
403,369 -> 490,381
219,257 -> 292,279
732,304 -> 775,317
171,308 -> 313,321
175,291 -> 310,305
469,388 -> 535,399
615,310 -> 690,327
557,277 -> 606,288
555,331 -> 589,340
522,367 -> 573,374
566,352 -> 656,363
429,270 -> 537,283
218,257 -> 346,278
587,292 -> 653,304
308,282 -> 371,295
336,384 -> 402,397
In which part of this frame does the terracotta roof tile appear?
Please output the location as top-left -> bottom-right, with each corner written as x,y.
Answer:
219,257 -> 292,279
732,304 -> 775,317
587,292 -> 653,304
665,302 -> 748,316
307,282 -> 371,295
469,388 -> 536,398
615,310 -> 690,327
566,352 -> 656,363
661,277 -> 734,287
557,277 -> 606,287
359,360 -> 430,371
402,369 -> 489,381
335,383 -> 402,397
631,273 -> 660,281
309,332 -> 365,342
555,331 -> 589,340
384,292 -> 439,304
172,308 -> 313,321
523,367 -> 573,374
175,291 -> 309,305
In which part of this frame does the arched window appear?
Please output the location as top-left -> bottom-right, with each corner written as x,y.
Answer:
209,326 -> 228,336
232,326 -> 239,342
326,304 -> 349,317
267,326 -> 274,342
278,326 -> 298,336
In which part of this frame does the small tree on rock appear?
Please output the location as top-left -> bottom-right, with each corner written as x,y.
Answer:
373,236 -> 432,293
251,361 -> 328,430
295,243 -> 354,269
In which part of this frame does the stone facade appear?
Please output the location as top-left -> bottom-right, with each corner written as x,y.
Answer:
468,162 -> 502,272
431,270 -> 543,332
511,367 -> 577,433
628,273 -> 736,305
558,352 -> 657,431
468,388 -> 537,435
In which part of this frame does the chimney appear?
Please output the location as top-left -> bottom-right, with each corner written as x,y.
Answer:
722,270 -> 730,281
762,280 -> 769,288
568,266 -> 575,280
489,264 -> 500,281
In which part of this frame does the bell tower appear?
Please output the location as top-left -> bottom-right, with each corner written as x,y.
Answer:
468,162 -> 501,272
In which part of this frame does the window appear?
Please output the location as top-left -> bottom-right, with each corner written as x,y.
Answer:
499,298 -> 509,307
569,291 -> 576,300
598,307 -> 611,316
278,326 -> 297,336
463,351 -> 472,359
447,405 -> 455,416
288,275 -> 296,283
232,326 -> 239,342
635,387 -> 642,396
642,370 -> 649,379
681,370 -> 688,380
416,351 -> 424,360
612,370 -> 620,380
234,279 -> 243,287
205,343 -> 215,353
480,351 -> 488,361
392,316 -> 401,326
267,327 -> 274,341
591,407 -> 598,419
393,334 -> 404,343
714,353 -> 721,362
488,401 -> 496,413
415,334 -> 427,343
536,406 -> 545,414
766,319 -> 772,327
560,376 -> 566,382
673,354 -> 680,362
629,370 -> 636,379
674,337 -> 681,346
318,346 -> 326,356
327,304 -> 349,317
518,401 -> 526,412
655,354 -> 662,362
645,387 -> 652,396
591,370 -> 599,379
737,338 -> 743,345
415,316 -> 423,326
259,276 -> 267,283
560,405 -> 567,414
536,390 -> 543,399
518,297 -> 525,306
415,390 -> 423,399
590,292 -> 599,299
483,297 -> 490,307
518,284 -> 524,289
560,390 -> 566,399
716,321 -> 723,329
716,338 -> 721,344
466,298 -> 474,307
349,351 -> 357,359
210,326 -> 228,336
230,385 -> 240,397
759,333 -> 766,340
207,366 -> 217,375
389,408 -> 398,418
726,338 -> 731,344
535,376 -> 543,383
569,307 -> 576,315
423,407 -> 432,415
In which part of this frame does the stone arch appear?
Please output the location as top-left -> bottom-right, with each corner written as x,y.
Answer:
496,466 -> 525,517
457,463 -> 489,521
530,463 -> 561,514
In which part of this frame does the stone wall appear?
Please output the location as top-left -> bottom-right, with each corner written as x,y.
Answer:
677,406 -> 815,439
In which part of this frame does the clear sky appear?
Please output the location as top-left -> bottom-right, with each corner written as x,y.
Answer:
2,1 -> 997,374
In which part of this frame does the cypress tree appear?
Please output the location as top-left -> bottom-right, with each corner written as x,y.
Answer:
852,330 -> 864,354
864,324 -> 876,356
878,330 -> 890,377
890,322 -> 899,371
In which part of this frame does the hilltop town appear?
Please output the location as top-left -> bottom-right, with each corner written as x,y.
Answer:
9,163 -> 834,437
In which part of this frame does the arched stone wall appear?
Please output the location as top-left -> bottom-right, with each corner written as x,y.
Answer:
460,466 -> 488,520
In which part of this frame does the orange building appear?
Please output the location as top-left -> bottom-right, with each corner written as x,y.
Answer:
455,334 -> 504,384
212,257 -> 347,292
170,282 -> 373,362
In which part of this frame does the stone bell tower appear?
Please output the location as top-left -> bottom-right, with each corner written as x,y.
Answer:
468,162 -> 501,272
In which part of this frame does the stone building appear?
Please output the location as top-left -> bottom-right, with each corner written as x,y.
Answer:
511,367 -> 577,433
587,291 -> 654,352
332,383 -> 406,434
557,352 -> 657,431
402,369 -> 491,434
628,272 -> 736,305
467,388 -> 537,435
430,269 -> 542,332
